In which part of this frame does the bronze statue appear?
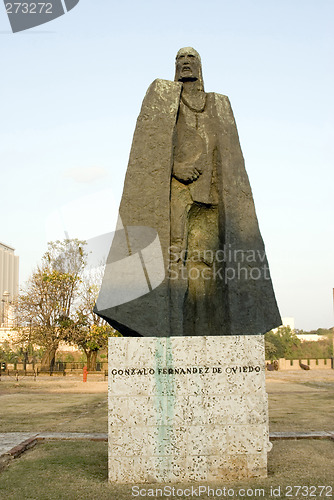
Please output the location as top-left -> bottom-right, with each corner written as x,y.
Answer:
94,47 -> 281,337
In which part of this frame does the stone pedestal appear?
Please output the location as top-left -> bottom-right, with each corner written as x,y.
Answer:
108,335 -> 270,483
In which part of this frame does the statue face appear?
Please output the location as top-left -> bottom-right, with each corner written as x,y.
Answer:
175,48 -> 202,82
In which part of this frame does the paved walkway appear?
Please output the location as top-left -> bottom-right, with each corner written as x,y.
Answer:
270,431 -> 334,440
0,432 -> 108,467
0,433 -> 37,457
0,431 -> 333,467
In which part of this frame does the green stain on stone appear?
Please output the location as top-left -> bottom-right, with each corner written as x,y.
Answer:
166,336 -> 175,426
154,337 -> 175,468
154,338 -> 165,425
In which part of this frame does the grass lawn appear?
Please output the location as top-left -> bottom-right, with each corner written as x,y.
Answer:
266,370 -> 334,432
0,377 -> 107,433
0,371 -> 333,499
0,440 -> 333,499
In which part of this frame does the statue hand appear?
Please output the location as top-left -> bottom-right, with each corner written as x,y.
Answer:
172,162 -> 202,183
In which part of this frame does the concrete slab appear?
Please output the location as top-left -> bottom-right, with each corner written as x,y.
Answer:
0,433 -> 37,456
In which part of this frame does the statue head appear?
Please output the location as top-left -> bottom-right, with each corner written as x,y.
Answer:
174,47 -> 204,90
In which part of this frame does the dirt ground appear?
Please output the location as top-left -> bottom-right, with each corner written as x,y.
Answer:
266,368 -> 334,384
0,369 -> 333,433
0,373 -> 108,394
1,367 -> 333,393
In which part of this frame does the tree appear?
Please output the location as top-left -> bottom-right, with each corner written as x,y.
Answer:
16,239 -> 87,371
265,326 -> 300,359
264,339 -> 278,360
290,338 -> 333,359
279,327 -> 333,359
0,340 -> 20,364
69,275 -> 121,371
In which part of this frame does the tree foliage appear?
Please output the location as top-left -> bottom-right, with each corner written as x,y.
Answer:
290,338 -> 333,359
265,326 -> 333,360
265,326 -> 301,360
14,239 -> 121,371
295,327 -> 333,337
69,275 -> 121,370
16,239 -> 87,370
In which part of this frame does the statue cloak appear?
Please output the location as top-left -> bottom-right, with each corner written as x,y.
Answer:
94,79 -> 281,337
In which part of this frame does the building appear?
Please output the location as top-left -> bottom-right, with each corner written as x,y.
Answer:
272,317 -> 295,333
282,317 -> 295,331
274,317 -> 327,342
0,242 -> 19,328
296,334 -> 327,342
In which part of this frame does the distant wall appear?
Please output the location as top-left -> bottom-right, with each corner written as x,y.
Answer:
266,358 -> 333,370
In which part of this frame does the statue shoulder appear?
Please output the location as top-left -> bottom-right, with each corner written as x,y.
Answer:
140,80 -> 182,118
145,79 -> 182,100
207,92 -> 236,124
207,92 -> 232,108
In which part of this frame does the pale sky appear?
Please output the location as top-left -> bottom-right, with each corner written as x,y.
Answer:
0,0 -> 333,330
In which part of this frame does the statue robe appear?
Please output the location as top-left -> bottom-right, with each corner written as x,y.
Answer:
94,79 -> 281,337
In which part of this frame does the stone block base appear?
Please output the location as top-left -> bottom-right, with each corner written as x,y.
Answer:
108,336 -> 270,483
